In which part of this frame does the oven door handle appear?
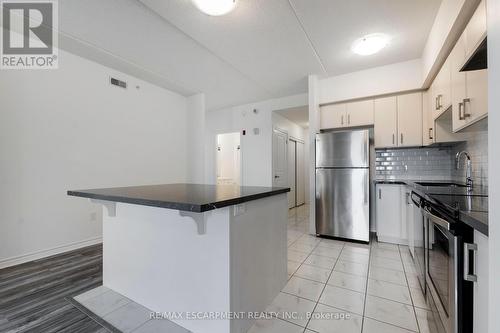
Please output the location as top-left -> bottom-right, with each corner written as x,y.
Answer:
423,206 -> 450,230
464,243 -> 478,282
410,191 -> 421,207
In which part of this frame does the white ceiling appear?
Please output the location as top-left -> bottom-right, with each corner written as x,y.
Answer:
58,0 -> 441,110
275,106 -> 309,128
290,0 -> 442,75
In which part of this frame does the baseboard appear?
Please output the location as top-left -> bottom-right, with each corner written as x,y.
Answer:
0,237 -> 103,269
376,235 -> 408,246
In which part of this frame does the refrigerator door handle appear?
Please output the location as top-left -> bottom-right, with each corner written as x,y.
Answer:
364,172 -> 369,204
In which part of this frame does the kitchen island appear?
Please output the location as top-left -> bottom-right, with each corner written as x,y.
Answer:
68,184 -> 289,333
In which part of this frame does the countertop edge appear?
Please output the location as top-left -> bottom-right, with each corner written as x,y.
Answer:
67,187 -> 290,213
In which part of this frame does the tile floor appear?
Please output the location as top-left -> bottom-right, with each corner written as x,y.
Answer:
248,204 -> 439,333
73,286 -> 191,333
74,204 -> 439,333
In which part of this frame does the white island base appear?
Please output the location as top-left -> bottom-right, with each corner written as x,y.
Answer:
100,193 -> 287,333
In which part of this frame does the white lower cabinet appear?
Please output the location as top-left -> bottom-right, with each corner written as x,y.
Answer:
376,184 -> 407,244
473,230 -> 488,333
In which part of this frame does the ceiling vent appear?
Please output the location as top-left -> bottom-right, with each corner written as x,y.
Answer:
110,77 -> 127,89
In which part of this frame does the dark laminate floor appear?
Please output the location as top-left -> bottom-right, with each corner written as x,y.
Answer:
0,244 -> 108,333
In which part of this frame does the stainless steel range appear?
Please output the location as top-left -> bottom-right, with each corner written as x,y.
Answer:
413,188 -> 481,333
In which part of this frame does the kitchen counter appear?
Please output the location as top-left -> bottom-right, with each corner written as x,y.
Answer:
68,183 -> 289,212
374,179 -> 489,236
68,183 -> 289,333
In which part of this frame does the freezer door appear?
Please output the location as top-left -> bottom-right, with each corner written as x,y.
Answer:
315,168 -> 370,242
316,130 -> 369,168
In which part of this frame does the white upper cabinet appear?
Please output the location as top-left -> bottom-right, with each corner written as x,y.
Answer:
320,103 -> 346,129
422,91 -> 435,146
374,96 -> 397,148
450,0 -> 488,132
320,100 -> 374,130
346,100 -> 374,127
451,34 -> 468,130
397,93 -> 423,147
431,58 -> 452,118
465,0 -> 487,56
374,93 -> 423,148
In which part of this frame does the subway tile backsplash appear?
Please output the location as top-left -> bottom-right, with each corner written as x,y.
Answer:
375,147 -> 453,180
375,130 -> 488,187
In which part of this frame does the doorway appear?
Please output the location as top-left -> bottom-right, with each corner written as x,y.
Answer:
288,138 -> 305,208
216,132 -> 241,185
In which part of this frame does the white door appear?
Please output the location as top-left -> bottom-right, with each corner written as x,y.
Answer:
296,142 -> 305,206
272,129 -> 288,187
397,93 -> 423,147
374,96 -> 397,148
288,139 -> 296,208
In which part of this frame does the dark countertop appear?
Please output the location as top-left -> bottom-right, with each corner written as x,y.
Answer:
68,184 -> 290,213
374,179 -> 489,236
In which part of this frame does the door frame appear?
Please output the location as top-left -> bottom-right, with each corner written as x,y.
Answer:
215,131 -> 242,185
272,127 -> 288,187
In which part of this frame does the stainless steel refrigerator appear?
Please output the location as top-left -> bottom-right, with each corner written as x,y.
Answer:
315,130 -> 370,242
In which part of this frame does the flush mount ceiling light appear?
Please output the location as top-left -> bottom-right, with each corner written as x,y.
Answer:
352,33 -> 390,56
192,0 -> 238,16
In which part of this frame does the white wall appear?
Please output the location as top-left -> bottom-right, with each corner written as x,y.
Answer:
303,129 -> 310,204
186,93 -> 206,183
205,93 -> 307,187
0,50 -> 190,267
272,113 -> 306,141
308,75 -> 320,234
487,0 -> 499,331
318,59 -> 423,105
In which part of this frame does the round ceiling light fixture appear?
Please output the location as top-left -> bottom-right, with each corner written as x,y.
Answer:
192,0 -> 238,16
351,33 -> 390,56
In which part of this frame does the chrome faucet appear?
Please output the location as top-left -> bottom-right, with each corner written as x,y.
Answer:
455,151 -> 473,189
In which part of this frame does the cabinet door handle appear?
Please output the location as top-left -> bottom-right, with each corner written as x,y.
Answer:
464,242 -> 478,282
463,98 -> 471,118
435,96 -> 438,110
348,114 -> 351,125
429,128 -> 433,140
459,102 -> 464,120
379,189 -> 382,199
392,134 -> 395,145
438,95 -> 443,109
341,115 -> 344,125
401,133 -> 404,145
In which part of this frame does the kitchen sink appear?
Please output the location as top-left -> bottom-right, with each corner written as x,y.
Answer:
415,182 -> 468,187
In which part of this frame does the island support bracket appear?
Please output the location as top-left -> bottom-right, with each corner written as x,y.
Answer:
90,199 -> 116,217
179,211 -> 208,235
